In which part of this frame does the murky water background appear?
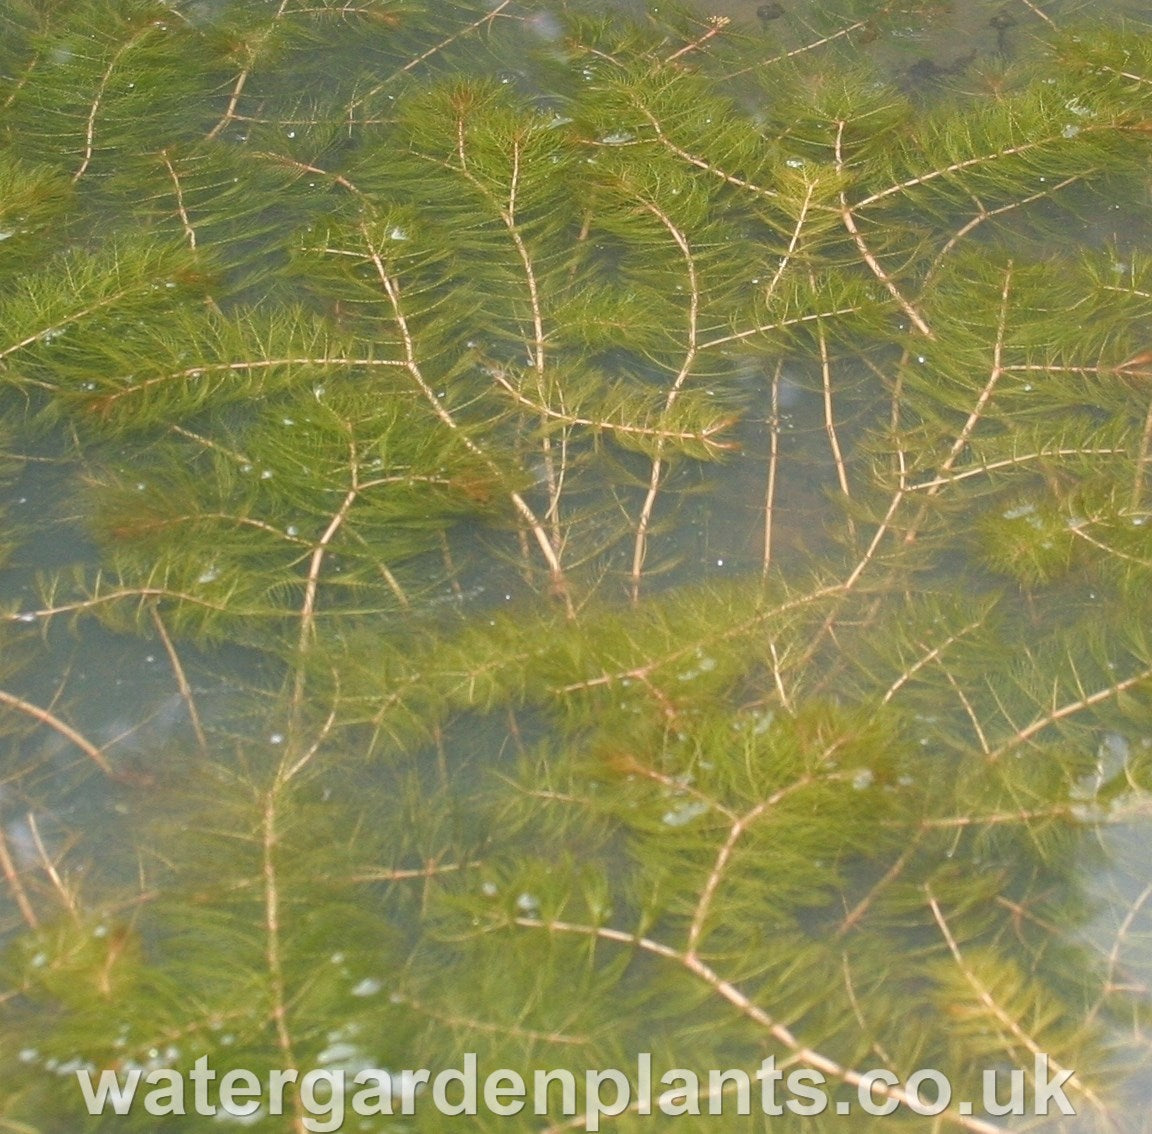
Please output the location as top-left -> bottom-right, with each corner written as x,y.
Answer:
2,1 -> 1151,1129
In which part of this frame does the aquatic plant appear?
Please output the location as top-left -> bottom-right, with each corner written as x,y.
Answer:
1,0 -> 1151,1130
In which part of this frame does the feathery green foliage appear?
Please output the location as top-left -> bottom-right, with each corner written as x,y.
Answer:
1,1 -> 1152,1131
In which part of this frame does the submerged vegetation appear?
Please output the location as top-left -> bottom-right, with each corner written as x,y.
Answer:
2,0 -> 1152,1128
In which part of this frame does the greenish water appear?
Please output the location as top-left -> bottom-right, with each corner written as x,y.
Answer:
1,1 -> 1151,1131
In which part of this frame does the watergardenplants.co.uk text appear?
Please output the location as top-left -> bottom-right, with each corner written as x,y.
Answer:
73,1052 -> 1078,1130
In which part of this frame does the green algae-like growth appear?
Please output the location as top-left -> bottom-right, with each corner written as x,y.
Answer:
1,1 -> 1152,1130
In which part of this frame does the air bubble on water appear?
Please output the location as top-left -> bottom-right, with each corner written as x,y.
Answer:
260,469 -> 273,479
240,463 -> 253,474
287,130 -> 296,138
852,769 -> 874,790
18,612 -> 36,623
318,1041 -> 366,1069
515,893 -> 540,915
351,977 -> 383,998
197,565 -> 220,584
749,709 -> 774,735
269,732 -> 284,745
481,881 -> 498,897
388,226 -> 408,241
1002,502 -> 1036,520
662,800 -> 709,827
286,525 -> 299,537
54,1057 -> 94,1076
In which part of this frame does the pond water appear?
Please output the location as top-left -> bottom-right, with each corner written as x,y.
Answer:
1,1 -> 1151,1131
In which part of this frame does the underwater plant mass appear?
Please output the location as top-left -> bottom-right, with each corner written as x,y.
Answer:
2,0 -> 1152,1128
